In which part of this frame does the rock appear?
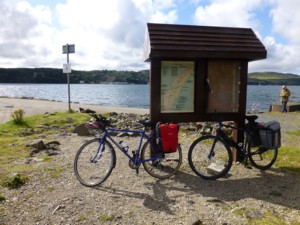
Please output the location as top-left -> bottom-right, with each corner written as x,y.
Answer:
207,162 -> 226,176
45,141 -> 61,150
117,132 -> 130,137
29,139 -> 45,150
73,123 -> 92,136
186,215 -> 203,225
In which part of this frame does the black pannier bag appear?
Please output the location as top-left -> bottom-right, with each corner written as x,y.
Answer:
251,127 -> 261,147
246,122 -> 261,147
258,121 -> 281,149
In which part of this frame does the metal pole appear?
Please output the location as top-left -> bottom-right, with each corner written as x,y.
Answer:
67,44 -> 71,111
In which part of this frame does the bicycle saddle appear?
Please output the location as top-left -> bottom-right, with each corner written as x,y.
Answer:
139,119 -> 154,127
245,115 -> 258,123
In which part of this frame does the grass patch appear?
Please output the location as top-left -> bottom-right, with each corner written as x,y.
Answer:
76,215 -> 87,222
1,174 -> 29,189
0,111 -> 90,182
99,215 -> 115,221
275,146 -> 300,175
0,194 -> 6,202
45,167 -> 66,178
248,211 -> 291,225
288,130 -> 300,136
46,186 -> 55,192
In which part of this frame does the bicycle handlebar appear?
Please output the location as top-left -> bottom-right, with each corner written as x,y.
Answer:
212,112 -> 258,127
87,113 -> 111,130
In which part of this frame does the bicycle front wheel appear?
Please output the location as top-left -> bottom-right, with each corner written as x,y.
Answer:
74,138 -> 116,187
188,135 -> 233,180
248,145 -> 278,170
141,140 -> 182,179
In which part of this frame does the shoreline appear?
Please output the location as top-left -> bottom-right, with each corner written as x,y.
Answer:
0,97 -> 149,124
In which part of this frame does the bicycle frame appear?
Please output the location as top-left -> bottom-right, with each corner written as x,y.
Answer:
97,126 -> 162,165
213,121 -> 253,158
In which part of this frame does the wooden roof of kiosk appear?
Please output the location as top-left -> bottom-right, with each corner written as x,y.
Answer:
144,23 -> 267,122
144,23 -> 266,61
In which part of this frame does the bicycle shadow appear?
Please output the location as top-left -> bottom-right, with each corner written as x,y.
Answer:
95,179 -> 177,215
94,167 -> 299,214
173,167 -> 300,210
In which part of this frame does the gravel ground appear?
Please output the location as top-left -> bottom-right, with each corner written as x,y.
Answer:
0,112 -> 300,225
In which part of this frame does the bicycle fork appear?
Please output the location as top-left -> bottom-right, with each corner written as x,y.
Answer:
90,139 -> 105,163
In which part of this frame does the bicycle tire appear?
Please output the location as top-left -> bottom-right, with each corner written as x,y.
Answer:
141,140 -> 182,179
74,138 -> 116,187
188,135 -> 233,180
248,145 -> 278,170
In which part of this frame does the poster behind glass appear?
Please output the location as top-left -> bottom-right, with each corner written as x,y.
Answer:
161,61 -> 195,113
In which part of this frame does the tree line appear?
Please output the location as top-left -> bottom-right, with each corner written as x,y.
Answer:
0,68 -> 299,85
0,68 -> 149,84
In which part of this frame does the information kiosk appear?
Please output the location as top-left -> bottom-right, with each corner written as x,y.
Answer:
144,23 -> 267,148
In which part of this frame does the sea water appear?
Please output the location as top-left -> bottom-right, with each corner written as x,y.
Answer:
0,83 -> 299,112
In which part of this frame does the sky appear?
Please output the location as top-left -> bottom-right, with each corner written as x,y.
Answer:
0,0 -> 300,74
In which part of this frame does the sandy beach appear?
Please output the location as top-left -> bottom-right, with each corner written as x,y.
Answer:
0,97 -> 149,123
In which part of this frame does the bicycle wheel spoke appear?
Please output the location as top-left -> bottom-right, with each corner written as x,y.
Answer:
188,135 -> 232,180
141,140 -> 182,179
74,139 -> 115,187
248,146 -> 278,170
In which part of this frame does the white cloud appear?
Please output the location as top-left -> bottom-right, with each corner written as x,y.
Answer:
269,0 -> 300,44
193,0 -> 263,28
53,0 -> 179,70
193,0 -> 300,74
151,10 -> 178,23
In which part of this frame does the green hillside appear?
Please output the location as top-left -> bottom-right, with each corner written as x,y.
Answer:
248,72 -> 300,85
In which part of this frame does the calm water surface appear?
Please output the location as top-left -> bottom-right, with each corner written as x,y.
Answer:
0,84 -> 299,112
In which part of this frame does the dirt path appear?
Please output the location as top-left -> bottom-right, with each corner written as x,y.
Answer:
0,112 -> 300,224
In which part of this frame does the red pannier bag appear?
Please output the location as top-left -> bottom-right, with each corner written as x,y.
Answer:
156,123 -> 179,153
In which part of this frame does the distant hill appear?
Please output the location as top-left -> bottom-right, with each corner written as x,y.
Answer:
248,72 -> 300,85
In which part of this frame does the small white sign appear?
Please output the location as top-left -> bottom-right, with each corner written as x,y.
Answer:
62,44 -> 75,54
63,63 -> 71,73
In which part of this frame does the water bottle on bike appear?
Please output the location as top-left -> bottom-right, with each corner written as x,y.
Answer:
119,140 -> 129,152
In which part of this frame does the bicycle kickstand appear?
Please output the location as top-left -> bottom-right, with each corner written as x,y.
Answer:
244,157 -> 252,169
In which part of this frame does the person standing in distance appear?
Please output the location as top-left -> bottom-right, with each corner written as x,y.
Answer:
280,85 -> 291,113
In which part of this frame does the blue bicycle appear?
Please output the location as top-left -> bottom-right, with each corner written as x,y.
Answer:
74,114 -> 182,187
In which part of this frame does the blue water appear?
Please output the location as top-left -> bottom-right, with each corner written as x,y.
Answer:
0,84 -> 299,112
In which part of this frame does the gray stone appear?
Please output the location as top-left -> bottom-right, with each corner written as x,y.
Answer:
73,123 -> 92,136
29,139 -> 45,150
207,162 -> 225,175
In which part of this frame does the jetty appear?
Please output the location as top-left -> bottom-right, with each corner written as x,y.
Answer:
271,102 -> 300,112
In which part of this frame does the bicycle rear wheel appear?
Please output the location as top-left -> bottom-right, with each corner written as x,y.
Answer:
188,135 -> 233,180
74,138 -> 116,187
248,145 -> 278,170
141,140 -> 182,179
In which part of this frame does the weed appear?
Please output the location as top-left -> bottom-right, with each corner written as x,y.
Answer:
99,215 -> 115,221
46,186 -> 55,192
76,215 -> 87,222
248,210 -> 287,225
45,167 -> 65,178
11,109 -> 25,125
0,194 -> 6,202
1,174 -> 29,189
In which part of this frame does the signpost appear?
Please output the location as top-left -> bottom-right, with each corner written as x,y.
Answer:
62,44 -> 75,111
